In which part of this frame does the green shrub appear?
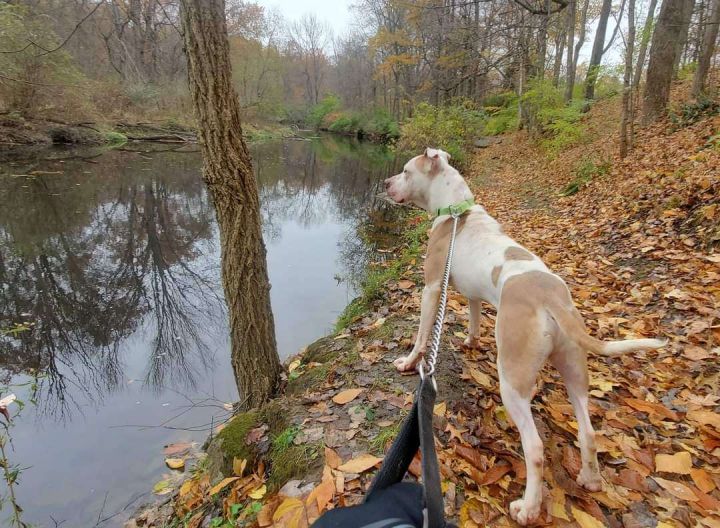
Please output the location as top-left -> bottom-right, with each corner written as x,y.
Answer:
307,94 -> 341,129
521,79 -> 587,154
560,158 -> 611,196
326,108 -> 399,141
397,100 -> 486,163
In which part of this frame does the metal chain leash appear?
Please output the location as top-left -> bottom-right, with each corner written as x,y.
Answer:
420,213 -> 459,380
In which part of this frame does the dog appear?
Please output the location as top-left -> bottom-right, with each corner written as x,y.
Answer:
384,148 -> 666,525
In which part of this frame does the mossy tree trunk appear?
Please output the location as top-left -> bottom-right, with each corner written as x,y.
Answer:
180,0 -> 281,408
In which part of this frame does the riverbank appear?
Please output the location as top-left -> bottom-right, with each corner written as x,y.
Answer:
0,114 -> 294,149
128,86 -> 720,527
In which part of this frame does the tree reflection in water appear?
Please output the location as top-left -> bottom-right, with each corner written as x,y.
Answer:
0,135 -> 397,420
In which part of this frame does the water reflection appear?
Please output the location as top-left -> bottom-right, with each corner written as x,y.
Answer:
0,135 -> 396,526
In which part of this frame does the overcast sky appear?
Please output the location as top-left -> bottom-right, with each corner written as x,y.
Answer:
255,0 -> 357,36
252,0 -> 626,67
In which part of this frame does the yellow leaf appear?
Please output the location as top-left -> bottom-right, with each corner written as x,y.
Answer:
209,476 -> 240,495
469,368 -> 492,388
550,488 -> 569,521
332,388 -> 363,405
653,477 -> 699,501
153,479 -> 173,495
655,451 -> 692,474
272,497 -> 307,528
233,457 -> 247,477
249,484 -> 267,499
433,402 -> 446,416
571,506 -> 605,528
454,331 -> 468,339
337,453 -> 383,473
179,479 -> 196,497
165,457 -> 185,470
288,359 -> 302,373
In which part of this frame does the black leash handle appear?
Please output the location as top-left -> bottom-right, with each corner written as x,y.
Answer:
366,377 -> 449,528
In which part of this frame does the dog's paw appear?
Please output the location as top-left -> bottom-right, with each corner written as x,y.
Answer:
393,356 -> 417,373
509,498 -> 541,526
577,470 -> 603,492
463,335 -> 481,348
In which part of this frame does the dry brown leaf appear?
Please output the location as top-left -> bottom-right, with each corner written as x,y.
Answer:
337,453 -> 383,473
469,368 -> 492,388
208,476 -> 240,496
690,468 -> 716,493
653,477 -> 699,502
623,398 -> 679,421
687,409 -> 720,430
397,279 -> 415,289
332,388 -> 363,405
324,447 -> 341,469
655,451 -> 693,474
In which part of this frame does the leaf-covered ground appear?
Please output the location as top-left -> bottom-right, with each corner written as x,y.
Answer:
133,92 -> 720,528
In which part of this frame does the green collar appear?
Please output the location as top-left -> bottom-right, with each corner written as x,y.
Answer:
435,198 -> 475,218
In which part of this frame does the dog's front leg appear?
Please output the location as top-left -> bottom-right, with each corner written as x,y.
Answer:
464,299 -> 484,348
394,281 -> 441,372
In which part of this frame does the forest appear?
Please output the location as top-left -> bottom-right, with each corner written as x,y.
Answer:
1,0 -> 716,156
0,0 -> 719,527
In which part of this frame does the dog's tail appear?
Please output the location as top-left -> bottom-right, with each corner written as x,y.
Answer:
546,302 -> 667,357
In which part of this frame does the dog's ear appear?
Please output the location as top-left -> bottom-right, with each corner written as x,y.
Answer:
424,147 -> 441,160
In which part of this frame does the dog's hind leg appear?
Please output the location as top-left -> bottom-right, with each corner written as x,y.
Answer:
497,313 -> 550,526
394,281 -> 440,372
551,344 -> 602,491
464,299 -> 484,348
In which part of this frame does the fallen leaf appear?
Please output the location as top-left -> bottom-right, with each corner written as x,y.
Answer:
624,398 -> 679,421
165,457 -> 185,470
272,497 -> 307,527
469,368 -> 492,388
324,447 -> 341,469
337,453 -> 382,473
209,476 -> 240,495
571,506 -> 605,528
690,468 -> 716,493
233,457 -> 247,477
153,479 -> 173,495
249,484 -> 267,499
655,451 -> 693,474
163,442 -> 193,456
332,388 -> 363,405
653,477 -> 699,501
434,401 -> 446,416
397,279 -> 415,289
687,409 -> 720,430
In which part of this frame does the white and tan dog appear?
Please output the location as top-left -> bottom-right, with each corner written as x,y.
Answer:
384,148 -> 666,525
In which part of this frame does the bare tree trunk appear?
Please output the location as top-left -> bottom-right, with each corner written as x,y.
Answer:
536,0 -> 551,78
565,0 -> 577,101
621,0 -> 636,158
553,25 -> 567,86
584,0 -> 613,100
632,0 -> 659,89
692,0 -> 720,96
179,0 -> 281,409
673,0 -> 696,73
642,0 -> 689,124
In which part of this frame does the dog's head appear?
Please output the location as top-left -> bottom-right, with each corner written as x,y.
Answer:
384,148 -> 455,212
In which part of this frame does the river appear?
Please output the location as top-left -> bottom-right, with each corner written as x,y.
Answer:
0,135 -> 396,527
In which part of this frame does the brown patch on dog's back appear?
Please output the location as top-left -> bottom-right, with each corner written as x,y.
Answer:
505,246 -> 534,261
425,215 -> 468,284
491,265 -> 502,286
